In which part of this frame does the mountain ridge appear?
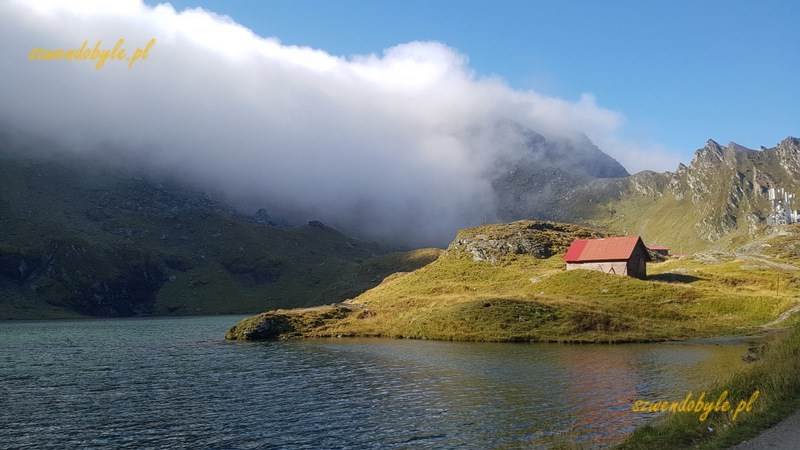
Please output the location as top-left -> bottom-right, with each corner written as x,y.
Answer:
590,136 -> 800,252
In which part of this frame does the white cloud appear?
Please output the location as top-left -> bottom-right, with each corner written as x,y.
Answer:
0,0 -> 682,246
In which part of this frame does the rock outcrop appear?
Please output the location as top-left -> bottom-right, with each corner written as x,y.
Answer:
447,220 -> 602,264
225,304 -> 355,340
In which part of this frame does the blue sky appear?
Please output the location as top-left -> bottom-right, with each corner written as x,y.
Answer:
152,0 -> 799,164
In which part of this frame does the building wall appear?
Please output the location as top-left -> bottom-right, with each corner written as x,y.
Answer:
566,254 -> 648,279
628,246 -> 649,279
626,256 -> 646,279
566,261 -> 628,276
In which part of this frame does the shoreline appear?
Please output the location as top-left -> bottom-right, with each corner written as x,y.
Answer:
618,324 -> 800,449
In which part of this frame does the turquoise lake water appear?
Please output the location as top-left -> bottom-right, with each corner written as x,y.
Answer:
0,315 -> 748,448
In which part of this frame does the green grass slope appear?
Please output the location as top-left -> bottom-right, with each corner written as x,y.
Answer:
227,221 -> 800,342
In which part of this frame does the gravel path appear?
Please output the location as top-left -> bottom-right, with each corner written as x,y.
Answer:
702,234 -> 800,449
730,409 -> 800,449
760,304 -> 800,329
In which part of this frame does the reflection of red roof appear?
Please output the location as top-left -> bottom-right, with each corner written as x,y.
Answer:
564,236 -> 648,262
648,246 -> 670,251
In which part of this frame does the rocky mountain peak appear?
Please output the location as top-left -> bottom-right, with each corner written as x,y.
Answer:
489,120 -> 629,224
773,136 -> 800,173
728,142 -> 753,153
596,135 -> 800,252
779,136 -> 800,150
691,139 -> 726,166
491,119 -> 629,179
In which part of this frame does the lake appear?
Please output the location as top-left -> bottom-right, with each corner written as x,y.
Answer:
0,315 -> 749,448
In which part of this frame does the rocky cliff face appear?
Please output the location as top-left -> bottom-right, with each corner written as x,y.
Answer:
0,240 -> 169,316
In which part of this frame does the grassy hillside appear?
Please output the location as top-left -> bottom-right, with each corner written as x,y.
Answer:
0,146 -> 440,319
597,190 -> 728,254
227,221 -> 800,342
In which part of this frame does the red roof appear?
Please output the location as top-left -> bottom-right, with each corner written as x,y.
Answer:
563,239 -> 589,262
564,236 -> 649,262
648,246 -> 670,251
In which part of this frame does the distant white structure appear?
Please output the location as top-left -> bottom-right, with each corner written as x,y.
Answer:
767,187 -> 800,225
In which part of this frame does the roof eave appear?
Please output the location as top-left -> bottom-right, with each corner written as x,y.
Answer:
566,258 -> 632,263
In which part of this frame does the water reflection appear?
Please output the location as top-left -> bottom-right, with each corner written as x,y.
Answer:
308,339 -> 748,447
559,346 -> 643,445
0,318 -> 749,448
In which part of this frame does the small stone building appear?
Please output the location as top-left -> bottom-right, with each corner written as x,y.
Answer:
648,246 -> 670,257
563,236 -> 651,279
